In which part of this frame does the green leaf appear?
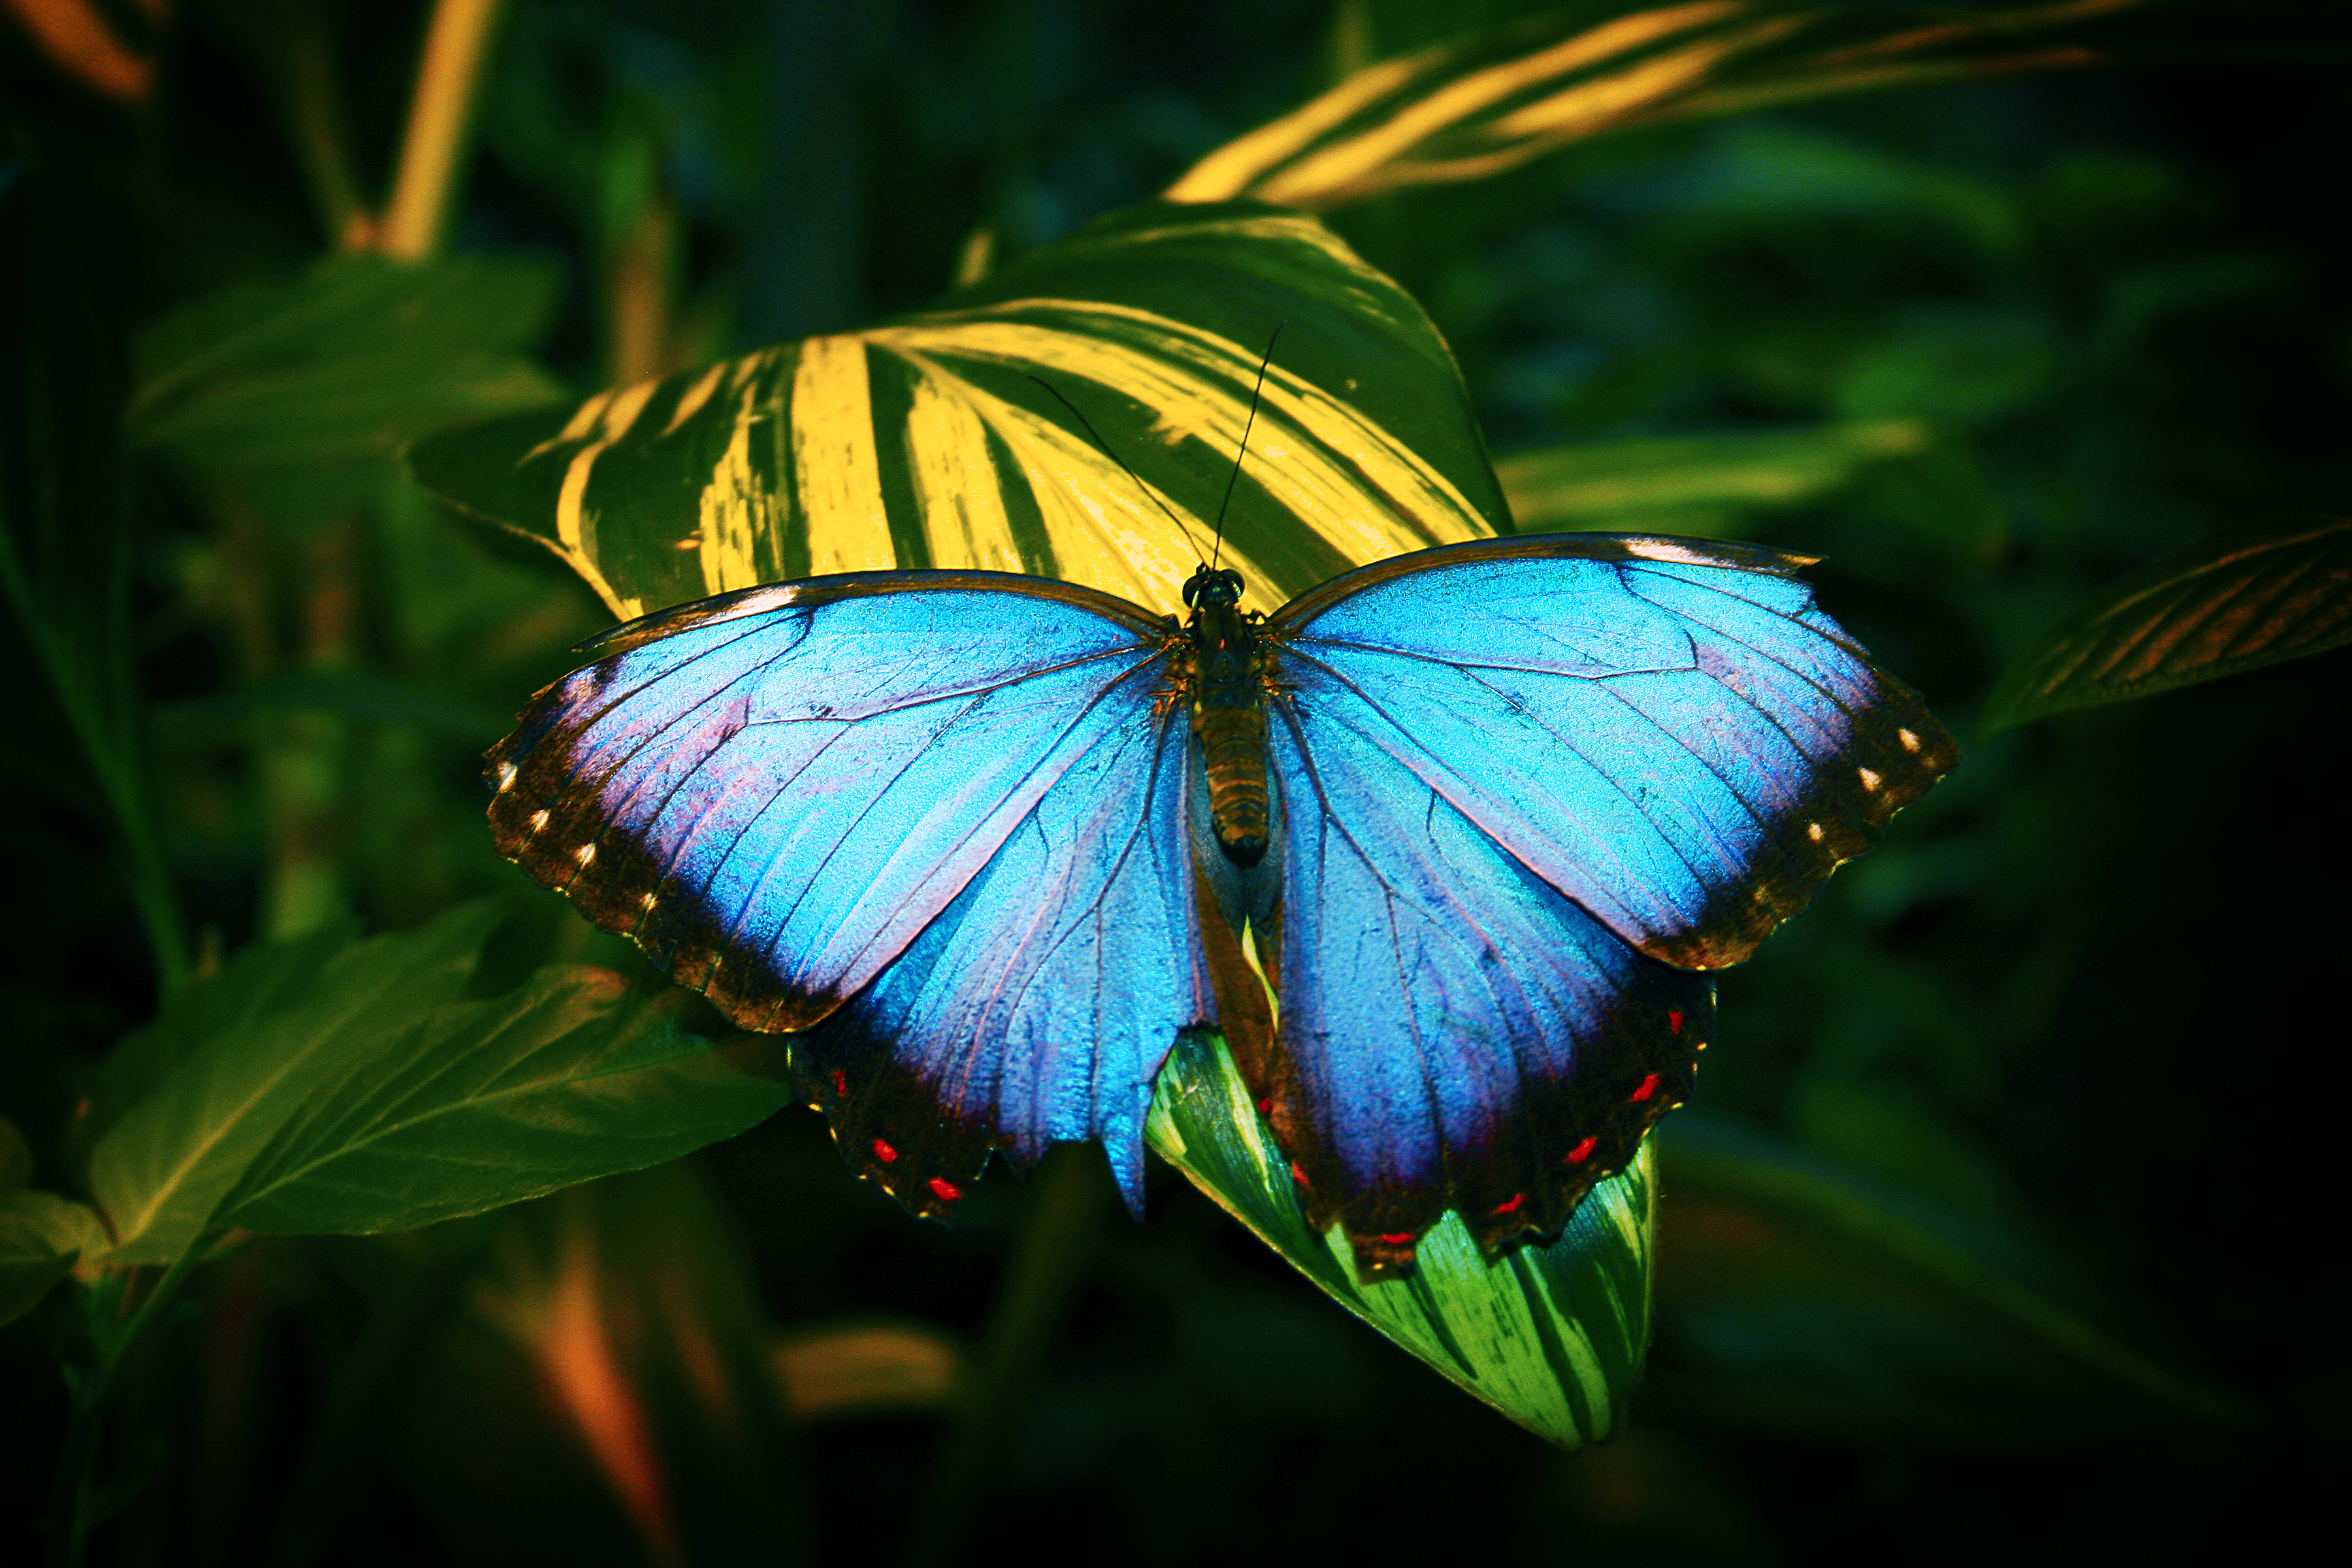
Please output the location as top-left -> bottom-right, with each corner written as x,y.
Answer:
1497,419 -> 1928,534
1982,517 -> 2352,734
0,1191 -> 108,1328
85,902 -> 784,1264
409,199 -> 1509,621
1147,1031 -> 1652,1448
1165,1 -> 2153,212
220,967 -> 789,1237
130,252 -> 568,476
88,906 -> 504,1263
1649,1115 -> 2243,1439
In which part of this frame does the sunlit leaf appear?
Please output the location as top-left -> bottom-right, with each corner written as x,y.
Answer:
1982,517 -> 2352,734
1497,419 -> 1927,534
409,199 -> 1510,621
0,1191 -> 108,1328
86,903 -> 783,1263
130,252 -> 568,475
1166,0 -> 2151,211
1147,1031 -> 1653,1448
1649,1114 -> 2243,1439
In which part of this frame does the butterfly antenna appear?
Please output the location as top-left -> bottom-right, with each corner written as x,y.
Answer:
1209,320 -> 1285,574
1025,376 -> 1205,563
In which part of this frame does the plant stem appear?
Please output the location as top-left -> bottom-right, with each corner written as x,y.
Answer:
901,1147 -> 1110,1568
0,471 -> 187,997
380,0 -> 506,261
44,1250 -> 202,1568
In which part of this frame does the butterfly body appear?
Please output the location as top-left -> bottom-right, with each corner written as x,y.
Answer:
1177,566 -> 1275,868
489,534 -> 1955,1275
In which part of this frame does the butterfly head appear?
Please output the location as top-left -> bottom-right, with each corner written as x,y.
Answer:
1182,566 -> 1244,610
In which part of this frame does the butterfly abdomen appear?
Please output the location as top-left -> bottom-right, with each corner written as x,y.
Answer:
1187,597 -> 1270,868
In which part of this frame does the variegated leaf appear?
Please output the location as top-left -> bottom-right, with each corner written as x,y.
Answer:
409,200 -> 1511,621
1166,0 -> 2149,212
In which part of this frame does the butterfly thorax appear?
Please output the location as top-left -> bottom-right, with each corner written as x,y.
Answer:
1181,566 -> 1271,868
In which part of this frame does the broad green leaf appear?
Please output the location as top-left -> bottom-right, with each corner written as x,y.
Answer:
1165,0 -> 2150,211
1147,1031 -> 1653,1448
220,968 -> 789,1237
1982,517 -> 2352,734
0,1191 -> 108,1328
409,199 -> 1509,621
88,905 -> 506,1264
70,921 -> 360,1182
85,904 -> 785,1262
1497,419 -> 1927,534
1650,1115 -> 2242,1438
130,252 -> 568,476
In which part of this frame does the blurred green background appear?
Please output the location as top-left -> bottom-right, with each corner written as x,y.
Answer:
3,1 -> 2346,1563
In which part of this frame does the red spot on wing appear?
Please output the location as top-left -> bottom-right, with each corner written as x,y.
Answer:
831,1069 -> 847,1097
1493,1192 -> 1525,1215
1668,1009 -> 1684,1034
1629,1073 -> 1661,1103
1566,1136 -> 1597,1165
872,1138 -> 898,1164
927,1177 -> 961,1203
1290,1162 -> 1309,1188
1256,1098 -> 1273,1117
1378,1232 -> 1414,1246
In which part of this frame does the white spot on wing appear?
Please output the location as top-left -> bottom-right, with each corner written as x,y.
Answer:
1898,728 -> 1921,752
640,892 -> 658,910
495,762 -> 517,792
529,809 -> 550,832
1858,766 -> 1882,791
1806,821 -> 1824,842
575,843 -> 597,866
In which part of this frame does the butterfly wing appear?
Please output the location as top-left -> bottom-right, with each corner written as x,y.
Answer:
1256,534 -> 1957,1270
489,572 -> 1218,1213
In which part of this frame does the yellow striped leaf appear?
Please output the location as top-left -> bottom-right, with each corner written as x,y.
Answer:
409,200 -> 1511,621
1166,0 -> 2151,211
1982,517 -> 2352,734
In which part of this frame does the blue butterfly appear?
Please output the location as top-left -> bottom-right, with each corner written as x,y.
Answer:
488,534 -> 1955,1273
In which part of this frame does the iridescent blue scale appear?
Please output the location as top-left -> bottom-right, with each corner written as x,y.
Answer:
489,534 -> 1956,1274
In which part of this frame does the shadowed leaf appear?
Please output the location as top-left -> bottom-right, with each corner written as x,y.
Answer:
409,199 -> 1509,621
1982,517 -> 2352,734
1147,1030 -> 1654,1448
1498,419 -> 1929,534
1649,1114 -> 2243,1439
0,1191 -> 108,1328
131,252 -> 568,475
86,903 -> 784,1264
1166,0 -> 2149,212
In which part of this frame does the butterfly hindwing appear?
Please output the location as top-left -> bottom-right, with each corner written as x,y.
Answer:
1258,700 -> 1715,1273
791,674 -> 1217,1215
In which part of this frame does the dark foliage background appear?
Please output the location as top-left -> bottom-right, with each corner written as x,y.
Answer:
3,1 -> 2346,1563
